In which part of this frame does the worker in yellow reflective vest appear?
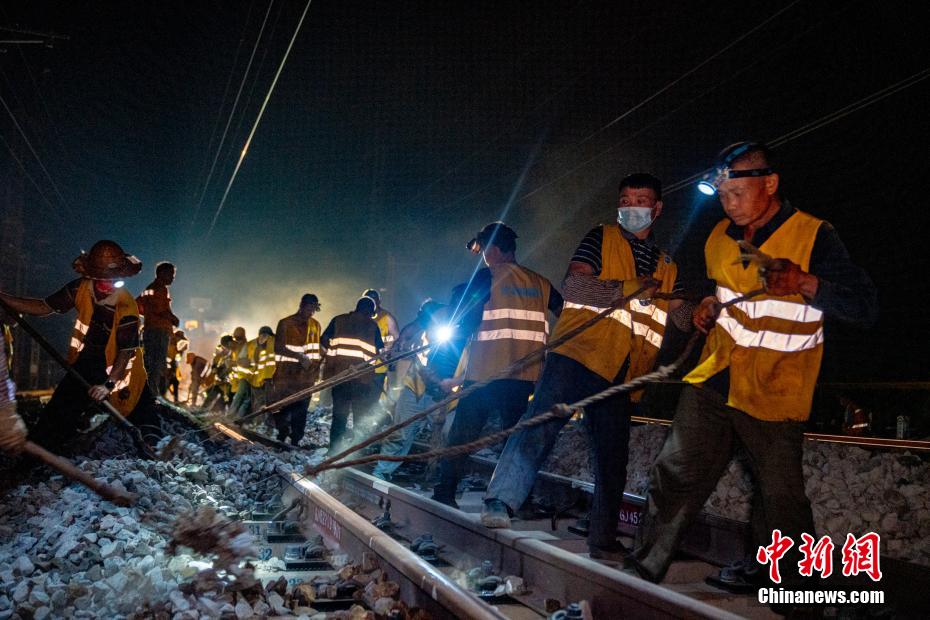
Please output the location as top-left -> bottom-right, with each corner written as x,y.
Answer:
230,326 -> 275,419
202,334 -> 235,411
631,142 -> 878,584
481,175 -> 689,562
0,240 -> 162,451
362,288 -> 399,402
432,222 -> 562,508
272,294 -> 322,446
166,329 -> 189,404
320,296 -> 384,455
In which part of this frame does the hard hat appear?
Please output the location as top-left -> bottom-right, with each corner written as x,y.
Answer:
72,240 -> 142,280
467,221 -> 518,254
258,326 -> 274,337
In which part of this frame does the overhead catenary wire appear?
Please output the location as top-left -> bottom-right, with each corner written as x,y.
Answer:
0,91 -> 73,219
574,0 -> 804,148
661,65 -> 930,196
204,0 -> 314,239
189,0 -> 274,232
0,132 -> 67,227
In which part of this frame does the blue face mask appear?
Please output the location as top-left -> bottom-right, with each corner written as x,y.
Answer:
617,206 -> 654,233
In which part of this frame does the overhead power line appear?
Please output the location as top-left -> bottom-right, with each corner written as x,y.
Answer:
205,0 -> 315,238
0,90 -> 73,219
662,66 -> 930,196
189,0 -> 275,231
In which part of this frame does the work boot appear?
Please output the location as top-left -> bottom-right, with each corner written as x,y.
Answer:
624,555 -> 662,583
588,541 -> 630,563
480,499 -> 511,529
430,492 -> 459,510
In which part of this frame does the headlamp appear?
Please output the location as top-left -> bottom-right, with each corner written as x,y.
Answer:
435,324 -> 455,343
114,280 -> 125,288
697,165 -> 774,195
466,237 -> 481,254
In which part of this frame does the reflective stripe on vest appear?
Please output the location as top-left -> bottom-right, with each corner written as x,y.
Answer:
464,263 -> 551,383
715,286 -> 824,352
684,209 -> 825,422
326,337 -> 377,361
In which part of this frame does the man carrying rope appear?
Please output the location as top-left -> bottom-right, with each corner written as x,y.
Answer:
432,222 -> 562,508
481,174 -> 690,562
630,142 -> 878,584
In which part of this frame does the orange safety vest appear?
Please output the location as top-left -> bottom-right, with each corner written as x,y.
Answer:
684,210 -> 824,421
551,224 -> 677,384
463,263 -> 552,383
68,279 -> 147,415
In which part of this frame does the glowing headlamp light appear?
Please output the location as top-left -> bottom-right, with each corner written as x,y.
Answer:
114,280 -> 125,288
697,165 -> 774,195
435,324 -> 455,343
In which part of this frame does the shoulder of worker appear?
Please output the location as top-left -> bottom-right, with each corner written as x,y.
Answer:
44,278 -> 84,314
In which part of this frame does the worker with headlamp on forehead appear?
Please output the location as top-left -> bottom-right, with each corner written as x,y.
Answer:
630,142 -> 878,586
0,240 -> 161,451
431,222 -> 562,508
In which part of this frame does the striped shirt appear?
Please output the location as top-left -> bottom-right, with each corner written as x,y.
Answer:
571,226 -> 682,291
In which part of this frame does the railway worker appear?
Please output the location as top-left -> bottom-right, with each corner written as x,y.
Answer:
481,174 -> 688,562
185,351 -> 212,407
230,326 -> 275,419
320,296 -> 384,455
271,294 -> 322,446
227,326 -> 251,417
137,261 -> 179,395
372,295 -> 469,481
630,142 -> 878,583
432,222 -> 562,508
166,329 -> 189,403
0,321 -> 26,455
0,240 -> 162,450
201,335 -> 235,411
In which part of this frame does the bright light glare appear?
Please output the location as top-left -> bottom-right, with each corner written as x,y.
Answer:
114,280 -> 125,288
435,325 -> 454,343
697,181 -> 717,196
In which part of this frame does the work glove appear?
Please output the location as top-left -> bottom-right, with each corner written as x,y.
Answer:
88,384 -> 111,402
0,401 -> 27,454
763,258 -> 805,297
692,296 -> 722,335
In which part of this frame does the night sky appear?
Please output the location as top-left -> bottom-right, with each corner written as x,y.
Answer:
1,1 -> 928,391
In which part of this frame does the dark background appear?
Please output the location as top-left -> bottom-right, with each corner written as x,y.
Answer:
1,1 -> 927,422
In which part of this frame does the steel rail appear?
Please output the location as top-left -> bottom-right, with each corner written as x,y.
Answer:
332,467 -> 740,619
279,468 -> 509,620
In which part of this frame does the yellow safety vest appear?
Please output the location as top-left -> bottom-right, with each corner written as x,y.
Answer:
463,263 -> 552,383
551,224 -> 677,383
684,210 -> 824,422
373,309 -> 397,375
68,279 -> 147,416
241,338 -> 276,388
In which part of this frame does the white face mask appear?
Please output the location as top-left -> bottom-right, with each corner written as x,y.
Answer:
617,206 -> 654,233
